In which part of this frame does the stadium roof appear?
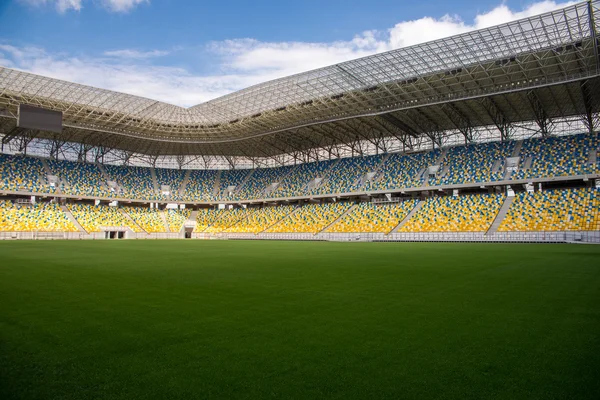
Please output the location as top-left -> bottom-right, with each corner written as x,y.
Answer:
1,0 -> 600,158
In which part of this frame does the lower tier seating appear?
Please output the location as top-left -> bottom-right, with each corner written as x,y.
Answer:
166,209 -> 191,232
327,201 -> 418,233
68,204 -> 141,233
266,202 -> 352,233
1,189 -> 599,235
204,208 -> 256,233
498,187 -> 600,231
0,200 -> 77,232
223,205 -> 296,233
194,209 -> 225,232
399,193 -> 505,232
123,207 -> 166,233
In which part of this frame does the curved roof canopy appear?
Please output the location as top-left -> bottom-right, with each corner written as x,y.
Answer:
1,0 -> 600,157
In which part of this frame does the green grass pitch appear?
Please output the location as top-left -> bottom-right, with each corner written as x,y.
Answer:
1,241 -> 599,399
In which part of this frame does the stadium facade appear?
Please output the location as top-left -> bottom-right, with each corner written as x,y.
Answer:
0,1 -> 599,242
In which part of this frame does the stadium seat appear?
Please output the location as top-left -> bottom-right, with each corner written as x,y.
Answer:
0,200 -> 77,232
327,200 -> 418,233
0,154 -> 55,194
68,203 -> 142,233
399,193 -> 505,232
498,187 -> 600,231
267,202 -> 353,233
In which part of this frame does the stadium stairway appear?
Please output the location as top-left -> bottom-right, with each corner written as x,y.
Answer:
212,170 -> 222,198
259,205 -> 298,233
96,163 -> 113,191
234,169 -> 256,196
178,170 -> 192,198
486,195 -> 516,235
390,200 -> 423,233
589,147 -> 598,165
312,158 -> 342,192
160,210 -> 170,232
40,157 -> 52,176
512,139 -> 524,157
150,168 -> 160,197
320,203 -> 358,233
185,210 -> 199,233
40,158 -> 62,194
119,208 -> 147,233
60,205 -> 87,233
357,153 -> 391,191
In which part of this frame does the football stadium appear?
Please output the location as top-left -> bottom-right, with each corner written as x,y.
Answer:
1,0 -> 600,398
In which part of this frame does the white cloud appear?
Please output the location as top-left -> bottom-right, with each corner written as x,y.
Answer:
387,0 -> 577,48
2,1 -> 576,106
104,49 -> 169,59
19,0 -> 147,13
20,0 -> 83,13
101,0 -> 148,13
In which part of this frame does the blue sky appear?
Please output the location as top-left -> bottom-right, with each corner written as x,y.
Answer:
0,0 -> 577,106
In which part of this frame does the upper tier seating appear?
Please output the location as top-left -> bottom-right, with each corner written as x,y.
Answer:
365,149 -> 441,191
432,141 -> 515,185
266,202 -> 352,233
47,159 -> 111,198
103,165 -> 157,200
0,154 -> 54,194
181,170 -> 217,202
312,155 -> 385,195
273,160 -> 334,198
155,168 -> 186,201
1,133 -> 598,203
0,200 -> 76,232
223,205 -> 296,233
123,207 -> 166,233
498,187 -> 600,231
68,203 -> 141,233
327,200 -> 418,233
514,133 -> 598,180
233,165 -> 294,201
217,169 -> 252,200
165,209 -> 191,232
399,193 -> 505,232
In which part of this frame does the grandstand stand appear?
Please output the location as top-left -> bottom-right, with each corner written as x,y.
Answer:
204,208 -> 256,233
68,204 -> 141,233
155,168 -> 187,201
312,155 -> 385,195
193,208 -> 223,232
0,200 -> 76,232
267,202 -> 352,233
103,164 -> 157,200
498,188 -> 600,231
123,207 -> 166,233
217,169 -> 252,200
399,193 -> 505,232
223,205 -> 296,233
0,154 -> 55,194
47,159 -> 111,198
181,170 -> 217,201
233,165 -> 294,200
273,160 -> 334,198
327,201 -> 418,233
514,133 -> 599,180
165,209 -> 191,232
432,141 -> 515,185
365,149 -> 441,191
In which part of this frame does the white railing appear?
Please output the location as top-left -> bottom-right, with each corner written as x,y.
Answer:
1,230 -> 599,243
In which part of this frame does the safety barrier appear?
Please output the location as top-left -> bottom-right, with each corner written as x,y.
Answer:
1,230 -> 598,243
